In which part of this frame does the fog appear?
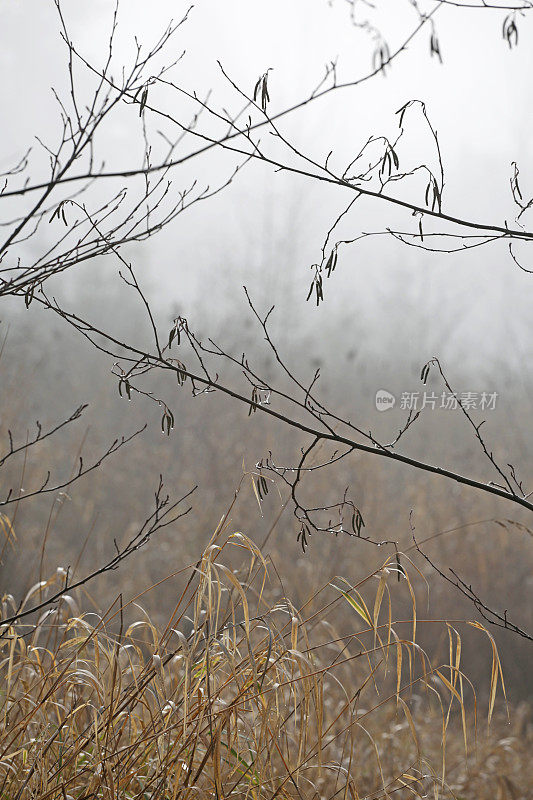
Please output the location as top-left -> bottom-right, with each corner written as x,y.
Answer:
1,0 -> 533,703
3,1 -> 533,359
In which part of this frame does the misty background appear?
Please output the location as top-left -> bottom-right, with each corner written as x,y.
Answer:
1,0 -> 533,701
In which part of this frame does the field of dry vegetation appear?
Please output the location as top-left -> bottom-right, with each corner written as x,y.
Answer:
2,0 -> 533,795
1,524 -> 532,799
1,293 -> 532,799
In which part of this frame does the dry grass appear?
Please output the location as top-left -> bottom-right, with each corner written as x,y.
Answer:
1,520 -> 531,800
2,308 -> 533,704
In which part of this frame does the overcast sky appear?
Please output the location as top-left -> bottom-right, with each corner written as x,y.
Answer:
2,0 -> 533,375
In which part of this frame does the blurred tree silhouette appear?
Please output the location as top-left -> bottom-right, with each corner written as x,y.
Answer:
1,0 -> 533,648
